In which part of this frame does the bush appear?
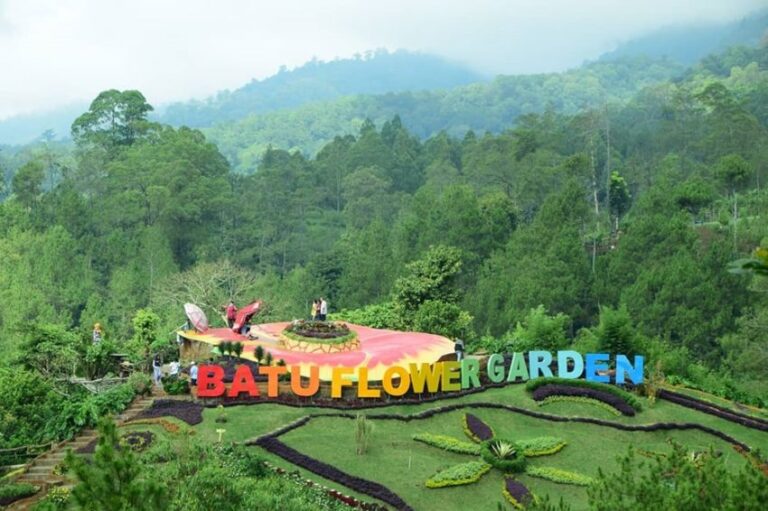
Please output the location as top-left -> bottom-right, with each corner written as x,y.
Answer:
0,482 -> 39,505
412,300 -> 474,339
596,306 -> 636,356
128,372 -> 153,396
160,374 -> 190,395
509,305 -> 570,352
525,377 -> 643,411
331,302 -> 404,330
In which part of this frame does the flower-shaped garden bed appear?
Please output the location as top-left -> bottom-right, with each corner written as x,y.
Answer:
414,413 -> 593,508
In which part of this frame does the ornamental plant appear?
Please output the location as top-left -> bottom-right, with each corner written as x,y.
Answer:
415,413 -> 592,508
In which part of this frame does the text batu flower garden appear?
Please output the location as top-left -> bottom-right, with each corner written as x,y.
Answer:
196,351 -> 644,398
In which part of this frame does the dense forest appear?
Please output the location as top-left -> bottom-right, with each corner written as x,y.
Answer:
1,41 -> 767,453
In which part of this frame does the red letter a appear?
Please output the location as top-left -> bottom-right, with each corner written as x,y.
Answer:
197,364 -> 225,397
228,365 -> 259,397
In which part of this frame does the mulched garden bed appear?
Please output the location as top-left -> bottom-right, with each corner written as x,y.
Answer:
132,399 -> 204,426
658,389 -> 768,431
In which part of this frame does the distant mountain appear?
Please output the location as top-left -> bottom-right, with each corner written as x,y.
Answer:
205,55 -> 686,172
157,49 -> 485,128
600,8 -> 767,65
0,103 -> 86,146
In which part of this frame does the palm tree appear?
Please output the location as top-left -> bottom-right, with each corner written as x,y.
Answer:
232,342 -> 244,360
254,345 -> 265,364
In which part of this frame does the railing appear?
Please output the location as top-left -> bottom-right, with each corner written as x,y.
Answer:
0,442 -> 55,467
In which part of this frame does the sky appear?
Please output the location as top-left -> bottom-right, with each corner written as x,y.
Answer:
0,0 -> 765,120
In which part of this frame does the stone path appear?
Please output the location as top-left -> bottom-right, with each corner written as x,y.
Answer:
7,394 -> 155,510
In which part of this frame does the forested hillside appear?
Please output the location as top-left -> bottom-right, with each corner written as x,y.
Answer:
1,43 -> 767,413
158,49 -> 484,128
205,55 -> 685,171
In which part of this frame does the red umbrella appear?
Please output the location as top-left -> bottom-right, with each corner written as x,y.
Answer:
184,303 -> 209,332
232,300 -> 263,332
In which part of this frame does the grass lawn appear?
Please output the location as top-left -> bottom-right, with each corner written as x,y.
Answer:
183,384 -> 767,510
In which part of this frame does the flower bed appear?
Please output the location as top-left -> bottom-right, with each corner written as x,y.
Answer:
526,377 -> 643,411
502,479 -> 532,510
531,385 -> 636,416
412,433 -> 480,455
256,436 -> 413,511
283,320 -> 357,343
425,461 -> 491,488
119,431 -> 155,452
536,395 -> 623,417
125,418 -> 182,434
526,465 -> 593,486
133,399 -> 204,426
463,413 -> 494,442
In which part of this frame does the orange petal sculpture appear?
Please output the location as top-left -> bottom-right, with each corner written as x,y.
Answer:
179,322 -> 455,381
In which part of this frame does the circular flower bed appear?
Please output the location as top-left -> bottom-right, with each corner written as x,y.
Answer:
119,431 -> 155,452
283,320 -> 357,344
480,439 -> 527,473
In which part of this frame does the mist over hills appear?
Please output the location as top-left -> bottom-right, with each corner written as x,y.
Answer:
0,9 -> 765,149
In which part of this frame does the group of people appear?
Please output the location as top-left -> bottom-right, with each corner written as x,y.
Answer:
152,355 -> 199,385
310,297 -> 328,321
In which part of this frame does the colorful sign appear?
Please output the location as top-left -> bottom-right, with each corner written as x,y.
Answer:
197,351 -> 644,399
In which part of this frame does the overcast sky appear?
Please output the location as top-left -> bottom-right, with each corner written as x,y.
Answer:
0,0 -> 765,120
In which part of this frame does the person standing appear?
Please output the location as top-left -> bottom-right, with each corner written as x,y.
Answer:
189,361 -> 198,386
454,338 -> 465,361
310,299 -> 319,321
319,297 -> 328,321
152,354 -> 163,384
92,323 -> 103,343
169,360 -> 180,377
226,301 -> 238,329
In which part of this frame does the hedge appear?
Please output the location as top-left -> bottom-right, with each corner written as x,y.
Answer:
412,433 -> 480,455
425,461 -> 491,488
526,465 -> 594,486
658,389 -> 768,432
526,377 -> 643,411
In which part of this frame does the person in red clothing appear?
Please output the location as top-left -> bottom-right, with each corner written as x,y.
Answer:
226,300 -> 238,329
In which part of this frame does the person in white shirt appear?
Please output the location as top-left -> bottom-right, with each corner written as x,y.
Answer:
169,360 -> 180,377
189,362 -> 198,385
319,297 -> 328,321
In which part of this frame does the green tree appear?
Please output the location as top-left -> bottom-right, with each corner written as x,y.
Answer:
595,306 -> 636,355
509,305 -> 570,352
588,441 -> 768,510
392,245 -> 463,313
11,160 -> 45,209
65,419 -> 167,511
72,89 -> 154,152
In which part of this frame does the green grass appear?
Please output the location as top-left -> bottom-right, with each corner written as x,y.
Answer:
170,384 -> 767,510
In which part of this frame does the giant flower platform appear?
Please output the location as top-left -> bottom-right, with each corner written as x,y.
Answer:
178,322 -> 455,381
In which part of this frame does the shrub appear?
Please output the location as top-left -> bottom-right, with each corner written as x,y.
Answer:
128,372 -> 153,396
527,466 -> 593,486
480,439 -> 527,473
0,482 -> 39,506
412,433 -> 480,455
160,374 -> 190,395
509,305 -> 570,352
354,414 -> 373,455
596,305 -> 636,356
525,377 -> 643,411
425,461 -> 491,488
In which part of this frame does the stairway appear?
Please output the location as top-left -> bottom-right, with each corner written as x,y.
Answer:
7,395 -> 155,510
